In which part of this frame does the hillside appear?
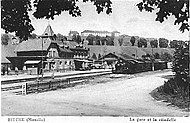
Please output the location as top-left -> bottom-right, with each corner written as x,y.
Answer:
86,45 -> 175,59
141,48 -> 175,56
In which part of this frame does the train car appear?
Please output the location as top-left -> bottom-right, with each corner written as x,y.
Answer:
154,61 -> 168,70
113,59 -> 167,74
112,59 -> 136,74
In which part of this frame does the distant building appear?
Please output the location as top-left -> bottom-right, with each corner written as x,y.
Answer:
81,30 -> 120,37
43,24 -> 54,37
69,31 -> 79,37
112,31 -> 120,37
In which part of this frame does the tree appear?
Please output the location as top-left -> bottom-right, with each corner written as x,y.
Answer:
138,38 -> 147,48
106,35 -> 114,46
101,37 -> 107,45
130,36 -> 136,46
95,35 -> 101,45
170,40 -> 178,48
1,0 -> 34,40
118,37 -> 123,46
150,39 -> 158,48
172,43 -> 189,88
1,34 -> 10,45
95,40 -> 101,45
86,34 -> 95,45
29,33 -> 38,39
170,40 -> 185,48
137,0 -> 189,32
56,33 -> 65,41
91,53 -> 97,60
1,0 -> 112,40
72,34 -> 81,44
159,38 -> 169,48
160,52 -> 173,62
154,53 -> 160,59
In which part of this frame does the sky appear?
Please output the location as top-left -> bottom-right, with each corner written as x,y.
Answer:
2,0 -> 189,41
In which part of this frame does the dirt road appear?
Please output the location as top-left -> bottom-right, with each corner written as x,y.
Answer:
1,70 -> 189,116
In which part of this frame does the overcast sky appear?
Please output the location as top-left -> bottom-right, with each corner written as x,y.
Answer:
2,0 -> 189,41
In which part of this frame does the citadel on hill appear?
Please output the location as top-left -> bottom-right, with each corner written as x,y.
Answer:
1,24 -> 178,74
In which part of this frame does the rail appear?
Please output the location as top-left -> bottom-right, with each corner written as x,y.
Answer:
2,71 -> 111,95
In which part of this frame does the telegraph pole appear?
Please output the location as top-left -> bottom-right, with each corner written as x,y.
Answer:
151,47 -> 154,71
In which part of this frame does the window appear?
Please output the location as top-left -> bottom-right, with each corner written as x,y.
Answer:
48,51 -> 52,57
53,51 -> 56,57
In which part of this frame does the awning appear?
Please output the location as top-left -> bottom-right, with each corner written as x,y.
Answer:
25,60 -> 41,64
104,57 -> 117,61
74,59 -> 92,63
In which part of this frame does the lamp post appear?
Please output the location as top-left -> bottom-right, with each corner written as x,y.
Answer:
39,35 -> 49,81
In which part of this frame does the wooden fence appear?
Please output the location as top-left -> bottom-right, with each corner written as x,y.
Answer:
22,76 -> 90,95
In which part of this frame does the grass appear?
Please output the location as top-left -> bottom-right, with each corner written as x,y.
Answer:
150,85 -> 190,111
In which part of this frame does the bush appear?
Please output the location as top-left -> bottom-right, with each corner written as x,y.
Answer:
158,42 -> 189,108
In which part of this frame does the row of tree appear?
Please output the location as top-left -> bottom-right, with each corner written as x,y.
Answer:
86,34 -> 114,46
118,36 -> 186,49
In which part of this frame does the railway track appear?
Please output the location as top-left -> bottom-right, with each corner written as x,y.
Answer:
1,71 -> 111,94
1,85 -> 22,91
1,70 -> 111,85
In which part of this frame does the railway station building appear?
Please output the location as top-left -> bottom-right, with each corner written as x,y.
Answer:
5,24 -> 90,74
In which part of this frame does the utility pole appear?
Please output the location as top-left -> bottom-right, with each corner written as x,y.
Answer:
41,37 -> 44,81
188,34 -> 190,112
151,47 -> 154,71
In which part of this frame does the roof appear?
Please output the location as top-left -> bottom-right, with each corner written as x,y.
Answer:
81,30 -> 111,34
74,59 -> 92,63
1,43 -> 17,57
62,41 -> 78,48
117,53 -> 135,60
99,52 -> 134,61
59,47 -> 73,53
42,24 -> 54,36
25,60 -> 41,64
16,38 -> 52,52
112,31 -> 120,33
1,42 -> 18,64
1,42 -> 18,63
1,56 -> 11,64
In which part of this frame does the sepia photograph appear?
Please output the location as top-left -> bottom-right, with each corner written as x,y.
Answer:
1,0 -> 190,122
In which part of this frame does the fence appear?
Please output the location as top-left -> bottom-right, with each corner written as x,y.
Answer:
22,76 -> 90,95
